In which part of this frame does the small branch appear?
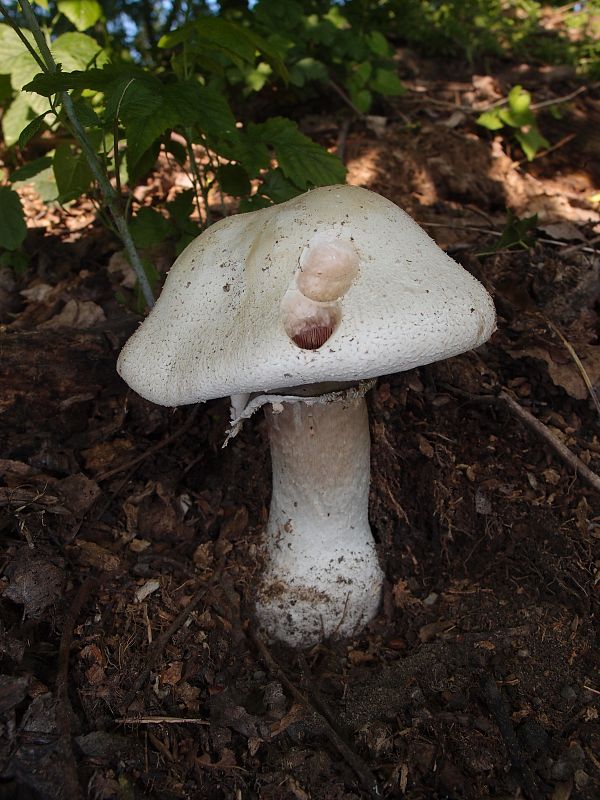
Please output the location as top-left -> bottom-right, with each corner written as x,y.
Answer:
328,79 -> 365,118
249,629 -> 380,798
498,390 -> 600,493
443,384 -> 600,494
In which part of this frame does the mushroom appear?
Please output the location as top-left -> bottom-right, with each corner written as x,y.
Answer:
117,185 -> 496,647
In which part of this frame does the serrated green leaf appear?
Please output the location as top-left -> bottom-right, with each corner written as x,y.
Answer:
126,139 -> 161,183
18,111 -> 53,148
370,68 -> 405,97
515,127 -> 549,161
129,207 -> 172,248
10,155 -> 53,182
70,98 -> 101,127
476,109 -> 504,131
0,186 -> 27,250
53,143 -> 94,201
104,77 -> 163,125
215,164 -> 251,196
2,93 -> 34,147
9,52 -> 49,114
126,108 -> 177,170
168,82 -> 237,137
249,117 -> 346,189
57,0 -> 102,31
24,64 -> 146,96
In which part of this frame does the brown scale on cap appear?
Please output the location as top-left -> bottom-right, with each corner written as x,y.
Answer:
292,325 -> 335,350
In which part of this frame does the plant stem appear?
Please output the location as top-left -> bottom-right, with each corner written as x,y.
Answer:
16,0 -> 155,309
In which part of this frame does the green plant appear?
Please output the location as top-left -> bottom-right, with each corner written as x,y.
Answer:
476,85 -> 549,161
235,0 -> 405,113
478,211 -> 538,256
0,1 -> 348,308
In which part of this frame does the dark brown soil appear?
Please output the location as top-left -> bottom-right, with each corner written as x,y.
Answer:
1,53 -> 599,800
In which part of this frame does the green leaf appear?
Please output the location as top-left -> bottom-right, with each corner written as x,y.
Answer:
249,117 -> 346,189
167,82 -> 237,137
260,167 -> 301,203
507,85 -> 531,117
24,64 -> 146,96
70,98 -> 101,127
10,155 -> 53,182
129,207 -> 172,248
215,164 -> 251,196
353,61 -> 372,88
164,139 -> 187,166
18,111 -> 53,148
476,109 -> 504,131
0,187 -> 27,250
350,87 -> 372,113
480,211 -> 538,255
515,127 -> 549,161
53,143 -> 94,201
0,23 -> 38,75
57,0 -> 102,31
370,68 -> 405,96
12,159 -> 58,202
0,248 -> 29,274
2,94 -> 34,147
167,189 -> 195,227
239,194 -> 272,213
366,31 -> 390,57
52,32 -> 105,71
0,74 -> 12,102
126,140 -> 161,183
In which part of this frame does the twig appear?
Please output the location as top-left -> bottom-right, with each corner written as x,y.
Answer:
517,133 -> 576,165
97,405 -> 200,481
249,629 -> 381,798
530,85 -> 586,111
545,318 -> 600,421
56,576 -> 99,800
480,674 -> 543,800
419,220 -> 600,256
328,79 -> 366,118
443,384 -> 600,494
117,716 -> 209,725
498,390 -> 600,492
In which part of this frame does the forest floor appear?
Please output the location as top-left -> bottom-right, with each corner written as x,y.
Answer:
1,48 -> 600,800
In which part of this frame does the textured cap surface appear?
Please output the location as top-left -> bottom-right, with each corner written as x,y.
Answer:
117,185 -> 496,406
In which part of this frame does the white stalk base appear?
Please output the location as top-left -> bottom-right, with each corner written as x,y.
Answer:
255,395 -> 383,647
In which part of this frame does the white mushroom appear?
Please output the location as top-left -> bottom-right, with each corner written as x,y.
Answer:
117,185 -> 496,647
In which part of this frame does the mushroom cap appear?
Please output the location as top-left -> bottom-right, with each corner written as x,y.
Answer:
117,185 -> 495,406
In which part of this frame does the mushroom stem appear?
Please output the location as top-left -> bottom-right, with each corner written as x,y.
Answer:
256,394 -> 383,646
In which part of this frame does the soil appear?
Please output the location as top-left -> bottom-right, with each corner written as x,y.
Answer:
1,50 -> 600,800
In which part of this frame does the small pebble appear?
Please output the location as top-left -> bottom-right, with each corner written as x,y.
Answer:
424,592 -> 438,606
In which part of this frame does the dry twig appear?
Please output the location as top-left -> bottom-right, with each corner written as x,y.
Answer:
248,629 -> 381,798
